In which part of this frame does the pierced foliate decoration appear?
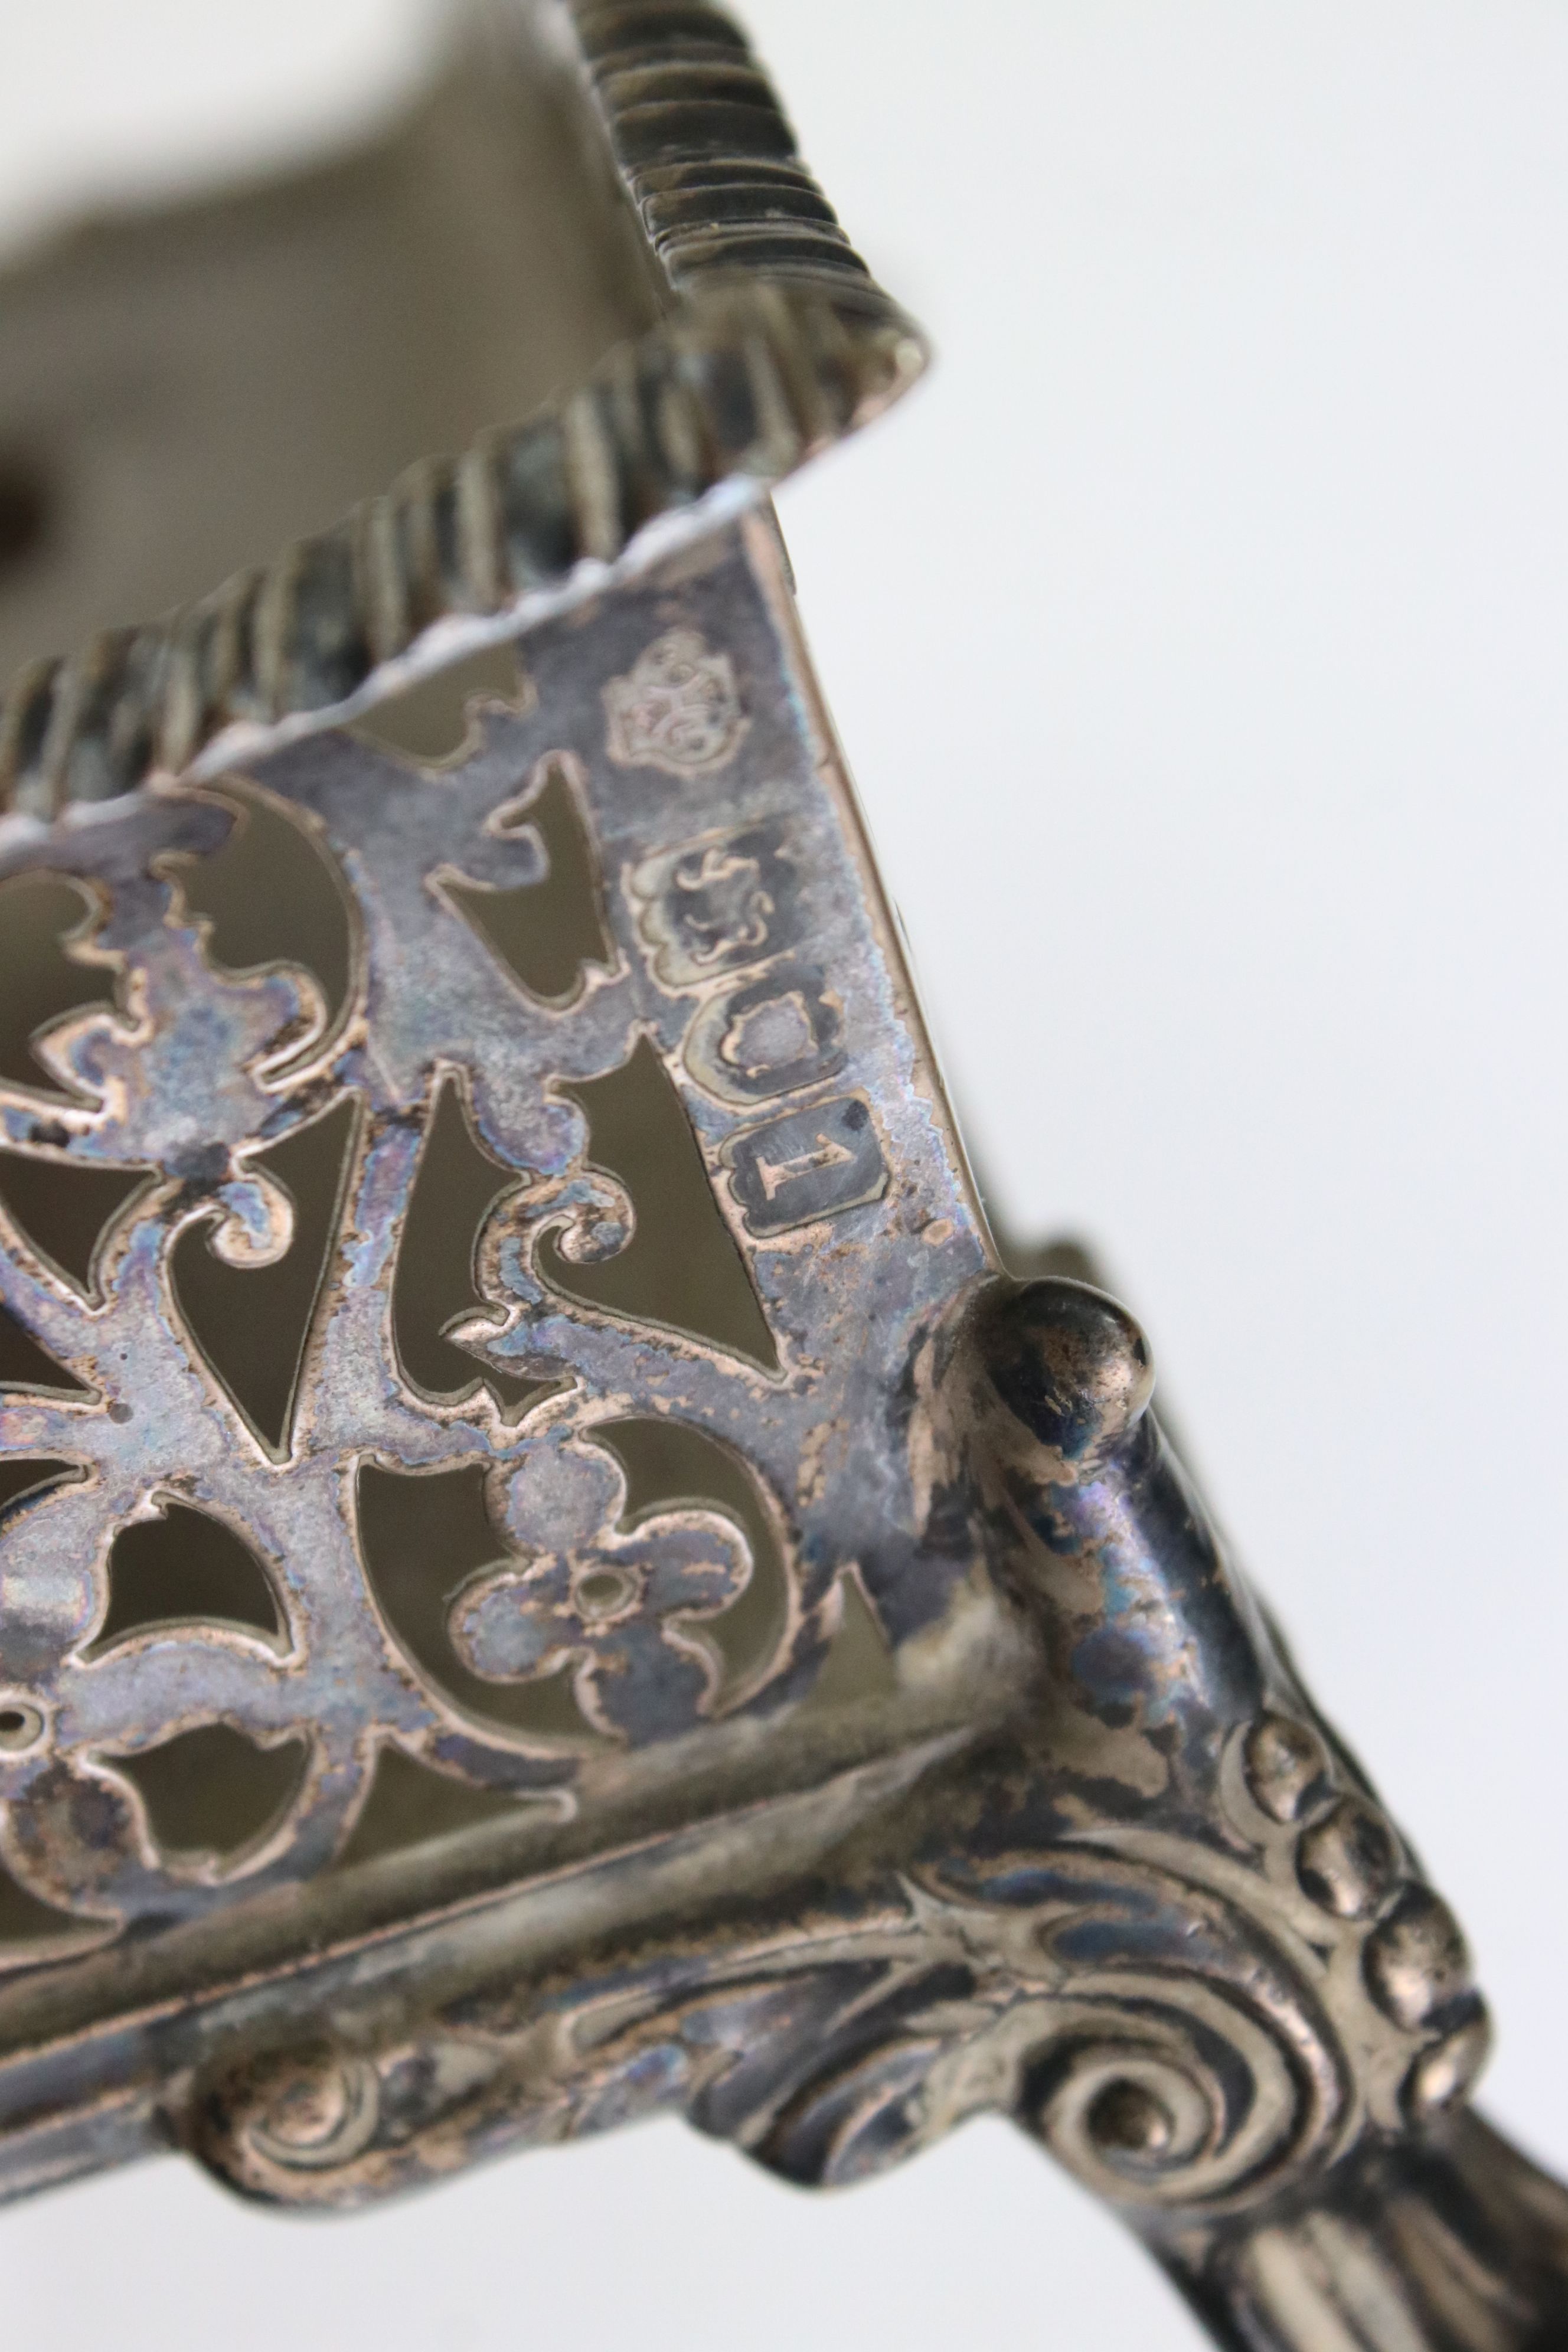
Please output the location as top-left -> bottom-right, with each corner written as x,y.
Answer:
0,5 -> 1550,2341
0,517 -> 989,1933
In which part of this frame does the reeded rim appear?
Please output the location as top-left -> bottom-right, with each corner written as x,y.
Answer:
0,0 -> 927,829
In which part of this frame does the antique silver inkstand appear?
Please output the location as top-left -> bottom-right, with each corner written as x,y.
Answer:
0,6 -> 1563,2345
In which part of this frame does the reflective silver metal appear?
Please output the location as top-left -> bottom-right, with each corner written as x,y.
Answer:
0,6 -> 1564,2347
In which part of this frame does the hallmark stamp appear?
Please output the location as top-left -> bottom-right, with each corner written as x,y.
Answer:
722,1096 -> 887,1237
626,820 -> 803,989
603,629 -> 747,778
685,961 -> 845,1105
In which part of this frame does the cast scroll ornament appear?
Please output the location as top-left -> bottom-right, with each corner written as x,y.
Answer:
189,1688 -> 1487,2220
183,1830 -> 1409,2214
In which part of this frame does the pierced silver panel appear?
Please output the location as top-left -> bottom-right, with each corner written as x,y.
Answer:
0,513 -> 989,1941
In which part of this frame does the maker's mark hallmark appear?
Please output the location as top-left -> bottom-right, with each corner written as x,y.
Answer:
603,630 -> 749,779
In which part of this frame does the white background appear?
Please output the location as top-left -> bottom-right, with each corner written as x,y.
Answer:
3,4 -> 1567,2344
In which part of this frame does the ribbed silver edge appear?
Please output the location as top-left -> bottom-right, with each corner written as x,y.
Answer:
0,1 -> 927,824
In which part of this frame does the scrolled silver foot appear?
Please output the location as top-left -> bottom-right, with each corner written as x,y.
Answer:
961,1276 -> 1565,2347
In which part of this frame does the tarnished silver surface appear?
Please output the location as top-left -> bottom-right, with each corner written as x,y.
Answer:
0,511 -> 994,1929
2,6 -> 1568,2349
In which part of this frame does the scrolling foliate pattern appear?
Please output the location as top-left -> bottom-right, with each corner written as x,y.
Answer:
0,520 -> 1499,2336
192,1739 -> 1484,2223
0,518 -> 991,1941
185,1273 -> 1487,2239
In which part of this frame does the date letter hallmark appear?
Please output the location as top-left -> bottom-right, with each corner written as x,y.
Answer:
723,1097 -> 888,1237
